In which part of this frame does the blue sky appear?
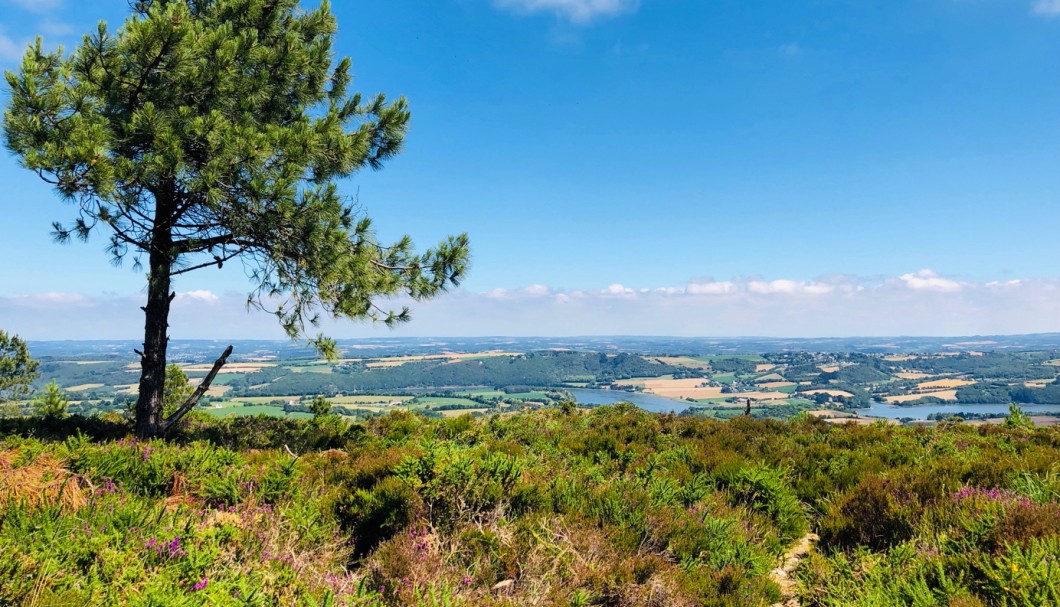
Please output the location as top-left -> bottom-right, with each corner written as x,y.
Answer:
2,0 -> 1060,339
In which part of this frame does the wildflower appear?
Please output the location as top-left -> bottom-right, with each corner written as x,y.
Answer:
190,577 -> 208,591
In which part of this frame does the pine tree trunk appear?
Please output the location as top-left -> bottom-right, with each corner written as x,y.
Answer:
134,253 -> 172,438
134,190 -> 175,438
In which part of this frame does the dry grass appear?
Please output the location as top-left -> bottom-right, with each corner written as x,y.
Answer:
0,449 -> 89,512
1024,380 -> 1053,388
206,385 -> 232,397
755,363 -> 776,372
183,362 -> 275,373
758,381 -> 797,390
916,379 -> 974,390
818,365 -> 840,373
438,408 -> 489,417
614,378 -> 788,401
824,417 -> 899,426
883,355 -> 917,362
330,395 -> 410,405
358,351 -> 520,369
806,410 -> 858,419
66,383 -> 104,392
654,357 -> 712,371
801,389 -> 855,398
895,372 -> 934,380
114,383 -> 139,395
755,372 -> 786,382
884,390 -> 958,403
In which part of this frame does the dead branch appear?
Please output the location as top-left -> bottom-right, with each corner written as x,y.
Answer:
160,344 -> 233,434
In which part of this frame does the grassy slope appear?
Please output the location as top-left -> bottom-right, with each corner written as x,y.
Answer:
0,408 -> 1057,606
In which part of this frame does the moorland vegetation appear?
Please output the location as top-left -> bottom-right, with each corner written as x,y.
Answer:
0,404 -> 1057,606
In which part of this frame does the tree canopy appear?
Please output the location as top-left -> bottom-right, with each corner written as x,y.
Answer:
3,0 -> 469,436
0,330 -> 39,404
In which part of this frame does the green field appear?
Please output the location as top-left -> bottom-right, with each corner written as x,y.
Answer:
204,404 -> 313,419
227,396 -> 292,404
412,396 -> 483,409
692,354 -> 767,362
289,365 -> 334,374
329,395 -> 410,405
501,391 -> 551,400
456,389 -> 504,397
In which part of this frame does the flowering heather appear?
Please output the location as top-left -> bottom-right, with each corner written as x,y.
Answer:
953,486 -> 1034,506
0,407 -> 1056,605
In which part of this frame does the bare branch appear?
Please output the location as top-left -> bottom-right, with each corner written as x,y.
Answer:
159,344 -> 232,434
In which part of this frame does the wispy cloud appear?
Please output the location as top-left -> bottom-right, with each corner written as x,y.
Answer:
7,0 -> 64,14
38,19 -> 75,37
1032,0 -> 1060,17
493,0 -> 640,23
4,270 -> 1060,339
175,290 -> 220,304
897,269 -> 964,293
0,32 -> 25,62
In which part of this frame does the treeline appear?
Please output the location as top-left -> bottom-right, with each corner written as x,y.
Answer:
34,361 -> 138,391
887,351 -> 1059,380
230,351 -> 681,397
956,380 -> 1060,404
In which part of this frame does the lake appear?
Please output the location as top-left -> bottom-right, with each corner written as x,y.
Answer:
570,389 -> 1060,421
857,400 -> 1060,420
569,388 -> 690,414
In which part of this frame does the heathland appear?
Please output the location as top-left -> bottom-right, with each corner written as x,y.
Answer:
1,405 -> 1058,606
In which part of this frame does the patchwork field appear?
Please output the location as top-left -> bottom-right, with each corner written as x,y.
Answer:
652,356 -> 711,370
916,378 -> 975,390
615,377 -> 789,400
205,385 -> 231,397
356,351 -> 520,368
65,383 -> 104,392
183,362 -> 275,373
801,389 -> 855,398
885,389 -> 958,403
895,371 -> 934,380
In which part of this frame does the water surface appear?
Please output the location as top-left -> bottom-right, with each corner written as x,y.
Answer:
858,401 -> 1060,420
569,388 -> 689,414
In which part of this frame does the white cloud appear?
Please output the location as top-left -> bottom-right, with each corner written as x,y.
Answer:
898,269 -> 963,293
522,284 -> 552,296
747,279 -> 834,295
175,290 -> 219,304
686,280 -> 736,295
0,32 -> 25,62
1032,0 -> 1060,17
5,271 -> 1060,339
7,0 -> 63,13
493,0 -> 640,23
38,20 -> 75,37
10,291 -> 90,306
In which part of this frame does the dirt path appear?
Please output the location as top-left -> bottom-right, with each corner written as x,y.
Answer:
769,532 -> 818,607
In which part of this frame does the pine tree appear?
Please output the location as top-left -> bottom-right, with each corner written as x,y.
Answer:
32,381 -> 69,419
0,330 -> 39,405
3,0 -> 469,437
